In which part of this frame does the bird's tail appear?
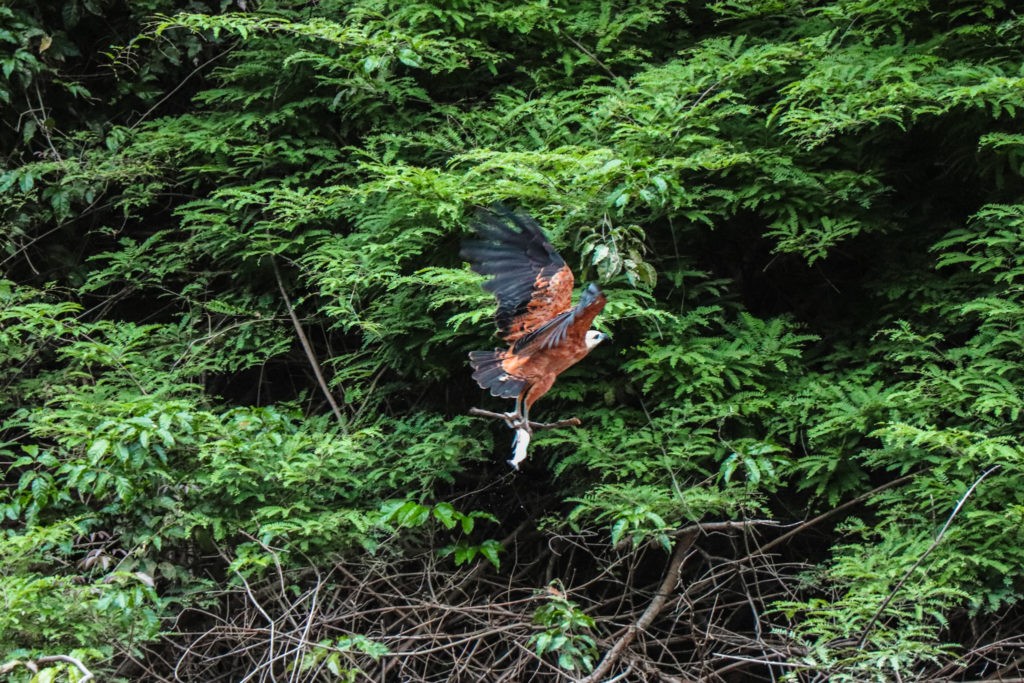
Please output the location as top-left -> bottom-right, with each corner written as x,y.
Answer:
509,427 -> 531,470
469,349 -> 526,398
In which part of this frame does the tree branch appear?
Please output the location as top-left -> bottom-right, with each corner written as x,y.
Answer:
1,655 -> 95,682
468,407 -> 581,431
753,472 -> 917,558
581,518 -> 781,682
578,527 -> 700,683
670,519 -> 780,538
271,258 -> 345,426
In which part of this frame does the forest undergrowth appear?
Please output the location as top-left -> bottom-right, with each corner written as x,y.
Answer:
3,0 -> 1024,680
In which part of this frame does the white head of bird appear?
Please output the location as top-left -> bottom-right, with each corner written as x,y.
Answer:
585,330 -> 608,350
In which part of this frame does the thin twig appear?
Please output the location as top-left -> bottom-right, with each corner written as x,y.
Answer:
128,45 -> 236,130
857,465 -> 1000,648
754,473 -> 916,558
711,652 -> 802,668
671,519 -> 780,538
468,407 -> 581,431
602,664 -> 636,682
562,34 -> 618,81
271,258 -> 345,426
705,651 -> 794,680
234,570 -> 278,683
0,655 -> 95,682
288,573 -> 323,683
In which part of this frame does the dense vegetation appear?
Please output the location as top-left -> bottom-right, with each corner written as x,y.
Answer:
3,0 -> 1024,680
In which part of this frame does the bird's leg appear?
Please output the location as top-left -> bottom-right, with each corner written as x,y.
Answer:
502,394 -> 524,429
520,401 -> 534,435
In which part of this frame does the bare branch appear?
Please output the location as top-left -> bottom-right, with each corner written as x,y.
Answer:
1,655 -> 95,682
468,407 -> 581,431
271,258 -> 345,426
754,473 -> 916,558
670,519 -> 780,538
579,527 -> 700,683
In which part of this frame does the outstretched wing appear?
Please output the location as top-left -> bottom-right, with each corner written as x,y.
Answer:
461,205 -> 574,343
512,283 -> 607,353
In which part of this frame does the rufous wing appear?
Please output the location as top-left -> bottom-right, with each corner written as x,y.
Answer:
461,205 -> 574,343
511,283 -> 607,354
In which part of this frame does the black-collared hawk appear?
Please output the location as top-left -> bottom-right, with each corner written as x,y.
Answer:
462,205 -> 608,469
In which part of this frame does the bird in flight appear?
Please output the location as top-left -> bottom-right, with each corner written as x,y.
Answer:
462,205 -> 608,469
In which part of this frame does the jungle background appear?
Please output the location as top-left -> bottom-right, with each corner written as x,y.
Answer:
3,0 -> 1024,680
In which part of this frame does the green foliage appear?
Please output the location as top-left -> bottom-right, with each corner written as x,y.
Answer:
380,499 -> 504,569
0,519 -> 162,675
291,634 -> 389,682
4,0 -> 1024,678
530,584 -> 599,673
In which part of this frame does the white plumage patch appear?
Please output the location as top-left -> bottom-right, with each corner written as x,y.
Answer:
509,428 -> 531,470
584,329 -> 607,350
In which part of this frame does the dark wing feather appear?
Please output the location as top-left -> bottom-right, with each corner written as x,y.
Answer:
461,205 -> 574,343
469,349 -> 527,398
512,283 -> 607,353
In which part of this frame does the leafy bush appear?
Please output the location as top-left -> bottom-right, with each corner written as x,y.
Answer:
4,0 -> 1024,680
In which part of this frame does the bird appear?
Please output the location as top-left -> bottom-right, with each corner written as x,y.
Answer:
461,205 -> 608,469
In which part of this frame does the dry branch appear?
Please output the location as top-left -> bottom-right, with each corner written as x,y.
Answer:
468,407 -> 581,431
753,473 -> 916,558
579,527 -> 699,683
0,655 -> 95,682
670,519 -> 780,538
582,519 -> 784,682
272,257 -> 345,426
